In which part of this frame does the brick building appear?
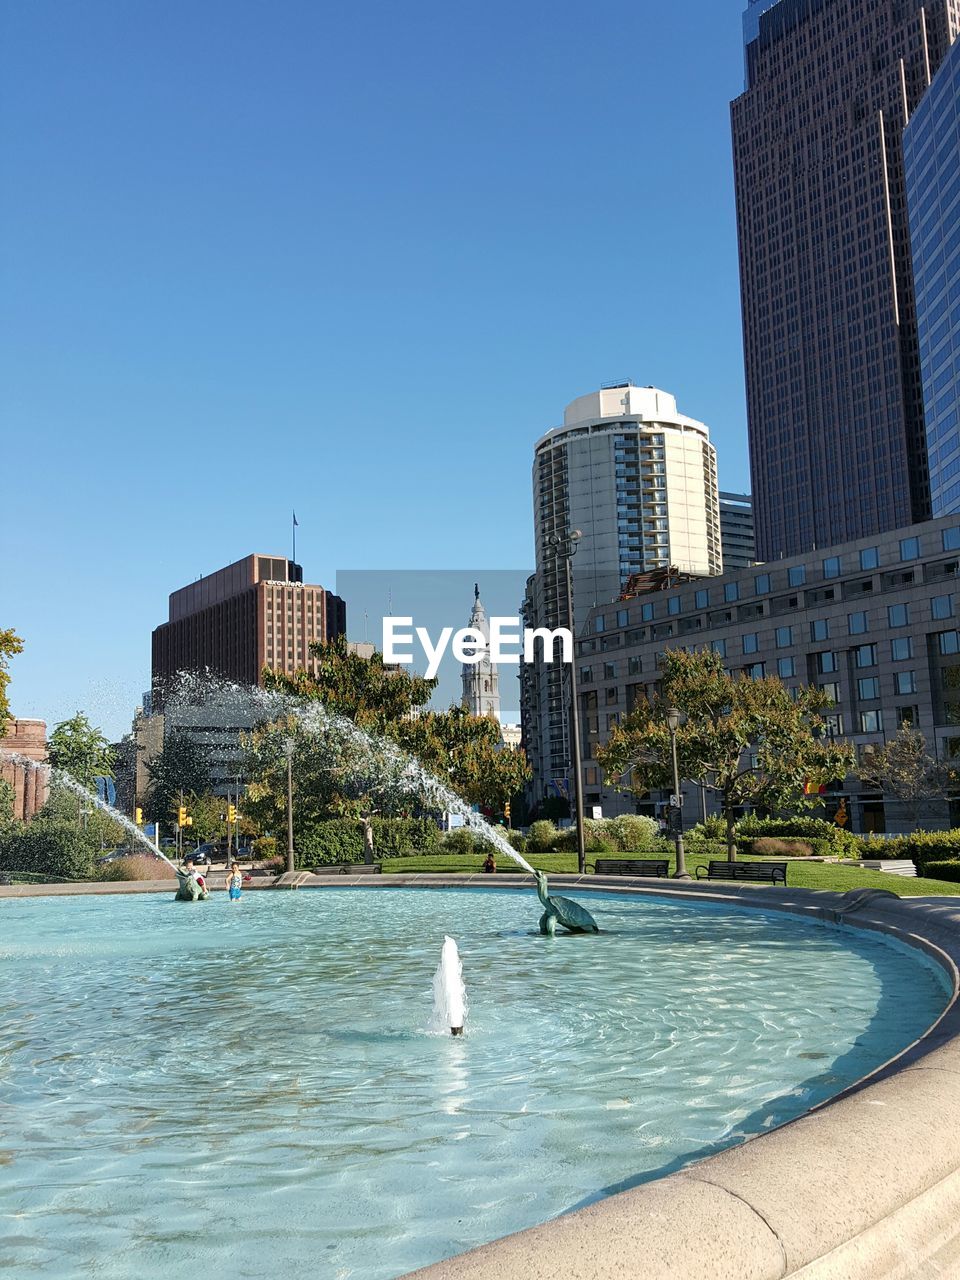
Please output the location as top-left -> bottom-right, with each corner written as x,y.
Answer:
151,554 -> 346,706
1,719 -> 48,820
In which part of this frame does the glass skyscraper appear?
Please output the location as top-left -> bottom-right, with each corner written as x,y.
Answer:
731,0 -> 959,561
905,34 -> 960,515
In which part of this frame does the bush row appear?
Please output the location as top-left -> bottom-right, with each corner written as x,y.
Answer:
919,860 -> 960,883
294,817 -> 442,866
526,815 -> 664,855
0,818 -> 97,880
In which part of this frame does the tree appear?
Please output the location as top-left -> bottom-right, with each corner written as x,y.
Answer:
48,712 -> 115,796
597,649 -> 855,858
144,731 -> 213,824
397,707 -> 530,815
263,636 -> 436,732
0,628 -> 24,736
258,639 -> 530,820
857,725 -> 955,829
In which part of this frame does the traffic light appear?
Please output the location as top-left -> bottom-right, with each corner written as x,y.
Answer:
177,806 -> 187,827
135,807 -> 143,826
184,816 -> 193,827
227,803 -> 237,824
503,801 -> 511,825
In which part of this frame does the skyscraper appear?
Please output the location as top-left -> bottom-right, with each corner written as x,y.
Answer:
904,32 -> 960,515
151,553 -> 345,705
732,0 -> 958,560
521,384 -> 722,802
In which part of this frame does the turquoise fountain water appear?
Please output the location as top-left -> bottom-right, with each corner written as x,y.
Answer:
0,885 -> 949,1280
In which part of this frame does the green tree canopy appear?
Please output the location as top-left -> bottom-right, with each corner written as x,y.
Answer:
48,712 -> 115,791
264,636 -> 436,733
397,706 -> 530,815
144,731 -> 213,824
0,628 -> 24,736
597,649 -> 855,857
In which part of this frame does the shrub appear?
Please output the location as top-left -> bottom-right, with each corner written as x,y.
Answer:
295,819 -> 363,867
440,827 -> 476,856
743,837 -> 815,857
0,818 -> 96,880
527,820 -> 558,853
99,856 -> 176,882
251,836 -> 277,861
919,860 -> 960,883
371,817 -> 441,855
737,814 -> 860,855
889,830 -> 960,869
506,830 -> 528,854
605,814 -> 659,851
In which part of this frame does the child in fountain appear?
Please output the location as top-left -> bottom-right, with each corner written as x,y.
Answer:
227,860 -> 243,901
184,857 -> 205,891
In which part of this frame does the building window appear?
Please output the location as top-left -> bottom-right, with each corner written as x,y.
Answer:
810,619 -> 829,641
695,589 -> 709,609
595,615 -> 605,633
824,713 -> 844,736
580,667 -> 593,684
857,677 -> 880,700
944,528 -> 960,552
743,633 -> 759,654
860,547 -> 879,571
817,652 -> 838,673
605,688 -> 618,705
641,603 -> 654,622
628,656 -> 641,675
667,596 -> 680,616
891,636 -> 913,661
848,612 -> 868,635
897,706 -> 919,727
745,662 -> 765,679
887,604 -> 909,627
900,536 -> 920,561
724,582 -> 739,603
939,631 -> 960,656
932,595 -> 954,620
778,656 -> 796,678
711,639 -> 727,657
821,682 -> 841,703
895,671 -> 917,695
823,556 -> 841,579
603,662 -> 616,680
617,609 -> 629,627
788,565 -> 807,586
859,709 -> 884,734
774,625 -> 792,647
855,644 -> 878,668
755,573 -> 771,594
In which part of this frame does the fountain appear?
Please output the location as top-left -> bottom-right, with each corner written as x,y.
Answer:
428,935 -> 466,1036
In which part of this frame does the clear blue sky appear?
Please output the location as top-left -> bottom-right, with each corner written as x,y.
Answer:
1,0 -> 751,741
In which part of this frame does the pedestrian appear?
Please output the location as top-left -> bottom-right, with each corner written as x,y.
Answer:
481,851 -> 496,874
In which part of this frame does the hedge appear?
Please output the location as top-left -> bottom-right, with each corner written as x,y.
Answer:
295,817 -> 442,866
0,818 -> 96,881
918,860 -> 960,883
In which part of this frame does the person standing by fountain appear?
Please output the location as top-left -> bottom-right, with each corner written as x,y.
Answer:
226,860 -> 243,901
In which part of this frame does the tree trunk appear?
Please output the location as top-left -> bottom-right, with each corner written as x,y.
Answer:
725,801 -> 737,861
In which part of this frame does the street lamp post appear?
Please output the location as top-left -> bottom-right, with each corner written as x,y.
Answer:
284,738 -> 295,875
547,528 -> 586,876
665,707 -> 690,880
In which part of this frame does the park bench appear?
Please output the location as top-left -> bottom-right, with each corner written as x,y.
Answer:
695,860 -> 788,885
594,858 -> 670,878
310,863 -> 382,875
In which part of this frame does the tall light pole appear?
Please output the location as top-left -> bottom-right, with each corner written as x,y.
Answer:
284,738 -> 295,874
547,529 -> 586,876
665,707 -> 690,880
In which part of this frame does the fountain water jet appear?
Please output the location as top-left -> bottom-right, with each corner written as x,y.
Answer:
429,935 -> 466,1036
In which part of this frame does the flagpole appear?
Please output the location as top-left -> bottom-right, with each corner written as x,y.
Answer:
292,511 -> 297,565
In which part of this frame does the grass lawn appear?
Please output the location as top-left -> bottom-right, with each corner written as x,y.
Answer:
379,850 -> 960,897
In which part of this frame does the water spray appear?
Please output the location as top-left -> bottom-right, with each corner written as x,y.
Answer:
429,935 -> 466,1037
